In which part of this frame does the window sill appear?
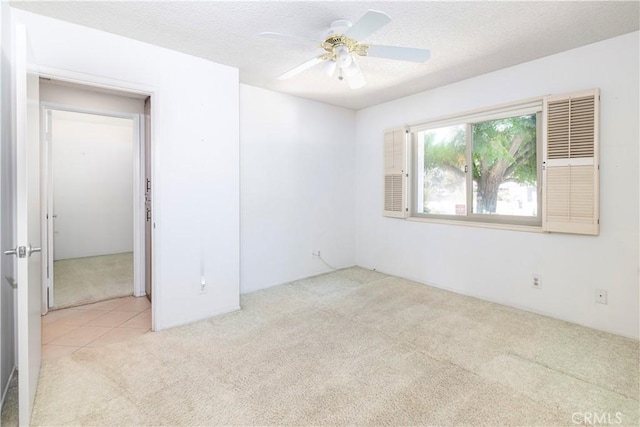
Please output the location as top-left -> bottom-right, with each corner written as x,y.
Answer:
406,216 -> 544,233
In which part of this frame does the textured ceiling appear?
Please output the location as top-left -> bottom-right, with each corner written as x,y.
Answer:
11,1 -> 640,110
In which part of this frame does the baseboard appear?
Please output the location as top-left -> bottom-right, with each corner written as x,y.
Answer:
240,264 -> 357,295
157,305 -> 241,331
0,365 -> 16,411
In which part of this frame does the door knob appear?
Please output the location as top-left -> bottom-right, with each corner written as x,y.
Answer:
3,245 -> 40,257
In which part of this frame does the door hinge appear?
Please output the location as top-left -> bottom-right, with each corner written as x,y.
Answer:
146,179 -> 151,192
146,208 -> 151,222
464,165 -> 468,173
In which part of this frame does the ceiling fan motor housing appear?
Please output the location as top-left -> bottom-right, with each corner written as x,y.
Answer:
321,34 -> 369,62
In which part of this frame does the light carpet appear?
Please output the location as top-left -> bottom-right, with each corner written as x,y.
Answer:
52,252 -> 133,309
0,371 -> 18,427
31,267 -> 638,426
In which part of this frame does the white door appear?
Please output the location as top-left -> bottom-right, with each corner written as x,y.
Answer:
15,23 -> 42,426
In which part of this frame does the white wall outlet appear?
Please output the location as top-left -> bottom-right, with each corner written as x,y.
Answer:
312,250 -> 321,257
531,274 -> 541,289
199,277 -> 207,294
595,289 -> 608,304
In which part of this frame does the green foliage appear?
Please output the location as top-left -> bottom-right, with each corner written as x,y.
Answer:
471,115 -> 537,185
422,126 -> 466,170
421,115 -> 537,214
422,116 -> 537,185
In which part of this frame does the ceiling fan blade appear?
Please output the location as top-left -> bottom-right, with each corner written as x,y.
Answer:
277,57 -> 324,80
259,32 -> 322,46
366,45 -> 431,62
345,10 -> 391,41
345,60 -> 366,89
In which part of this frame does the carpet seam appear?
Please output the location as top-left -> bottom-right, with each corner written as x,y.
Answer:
505,351 -> 639,402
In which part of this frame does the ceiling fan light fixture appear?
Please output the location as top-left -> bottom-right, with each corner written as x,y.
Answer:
335,45 -> 352,68
323,59 -> 337,77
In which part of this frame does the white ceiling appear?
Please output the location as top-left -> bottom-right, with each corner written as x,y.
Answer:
11,1 -> 640,110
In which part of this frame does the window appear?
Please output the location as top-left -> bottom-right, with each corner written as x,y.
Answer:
471,115 -> 539,218
383,89 -> 600,235
412,107 -> 542,226
415,124 -> 466,216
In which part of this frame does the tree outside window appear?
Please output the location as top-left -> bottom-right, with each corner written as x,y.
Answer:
472,114 -> 537,216
415,113 -> 539,221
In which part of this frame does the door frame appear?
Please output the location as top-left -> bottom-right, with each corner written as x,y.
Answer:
35,66 -> 157,331
41,103 -> 145,309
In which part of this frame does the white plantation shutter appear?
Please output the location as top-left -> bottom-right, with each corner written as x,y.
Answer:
543,89 -> 599,235
383,128 -> 408,218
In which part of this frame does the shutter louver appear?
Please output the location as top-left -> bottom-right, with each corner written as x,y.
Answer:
569,96 -> 595,158
383,128 -> 408,218
543,89 -> 599,235
547,100 -> 570,159
384,174 -> 403,212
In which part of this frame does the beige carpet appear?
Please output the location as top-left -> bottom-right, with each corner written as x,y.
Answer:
53,252 -> 133,309
0,371 -> 18,427
31,267 -> 638,426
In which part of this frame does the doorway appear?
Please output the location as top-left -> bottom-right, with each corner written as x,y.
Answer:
46,109 -> 137,308
39,80 -> 152,312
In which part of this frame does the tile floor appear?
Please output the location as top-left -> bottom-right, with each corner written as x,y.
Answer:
42,296 -> 151,360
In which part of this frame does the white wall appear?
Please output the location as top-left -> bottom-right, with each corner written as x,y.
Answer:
355,32 -> 640,339
240,85 -> 356,293
0,0 -> 16,406
51,110 -> 134,260
13,9 -> 240,330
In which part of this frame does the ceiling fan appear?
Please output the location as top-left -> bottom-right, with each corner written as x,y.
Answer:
259,10 -> 431,89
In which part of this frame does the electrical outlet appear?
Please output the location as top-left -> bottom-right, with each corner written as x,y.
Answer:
199,277 -> 207,294
312,250 -> 321,257
531,274 -> 541,289
595,289 -> 607,304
